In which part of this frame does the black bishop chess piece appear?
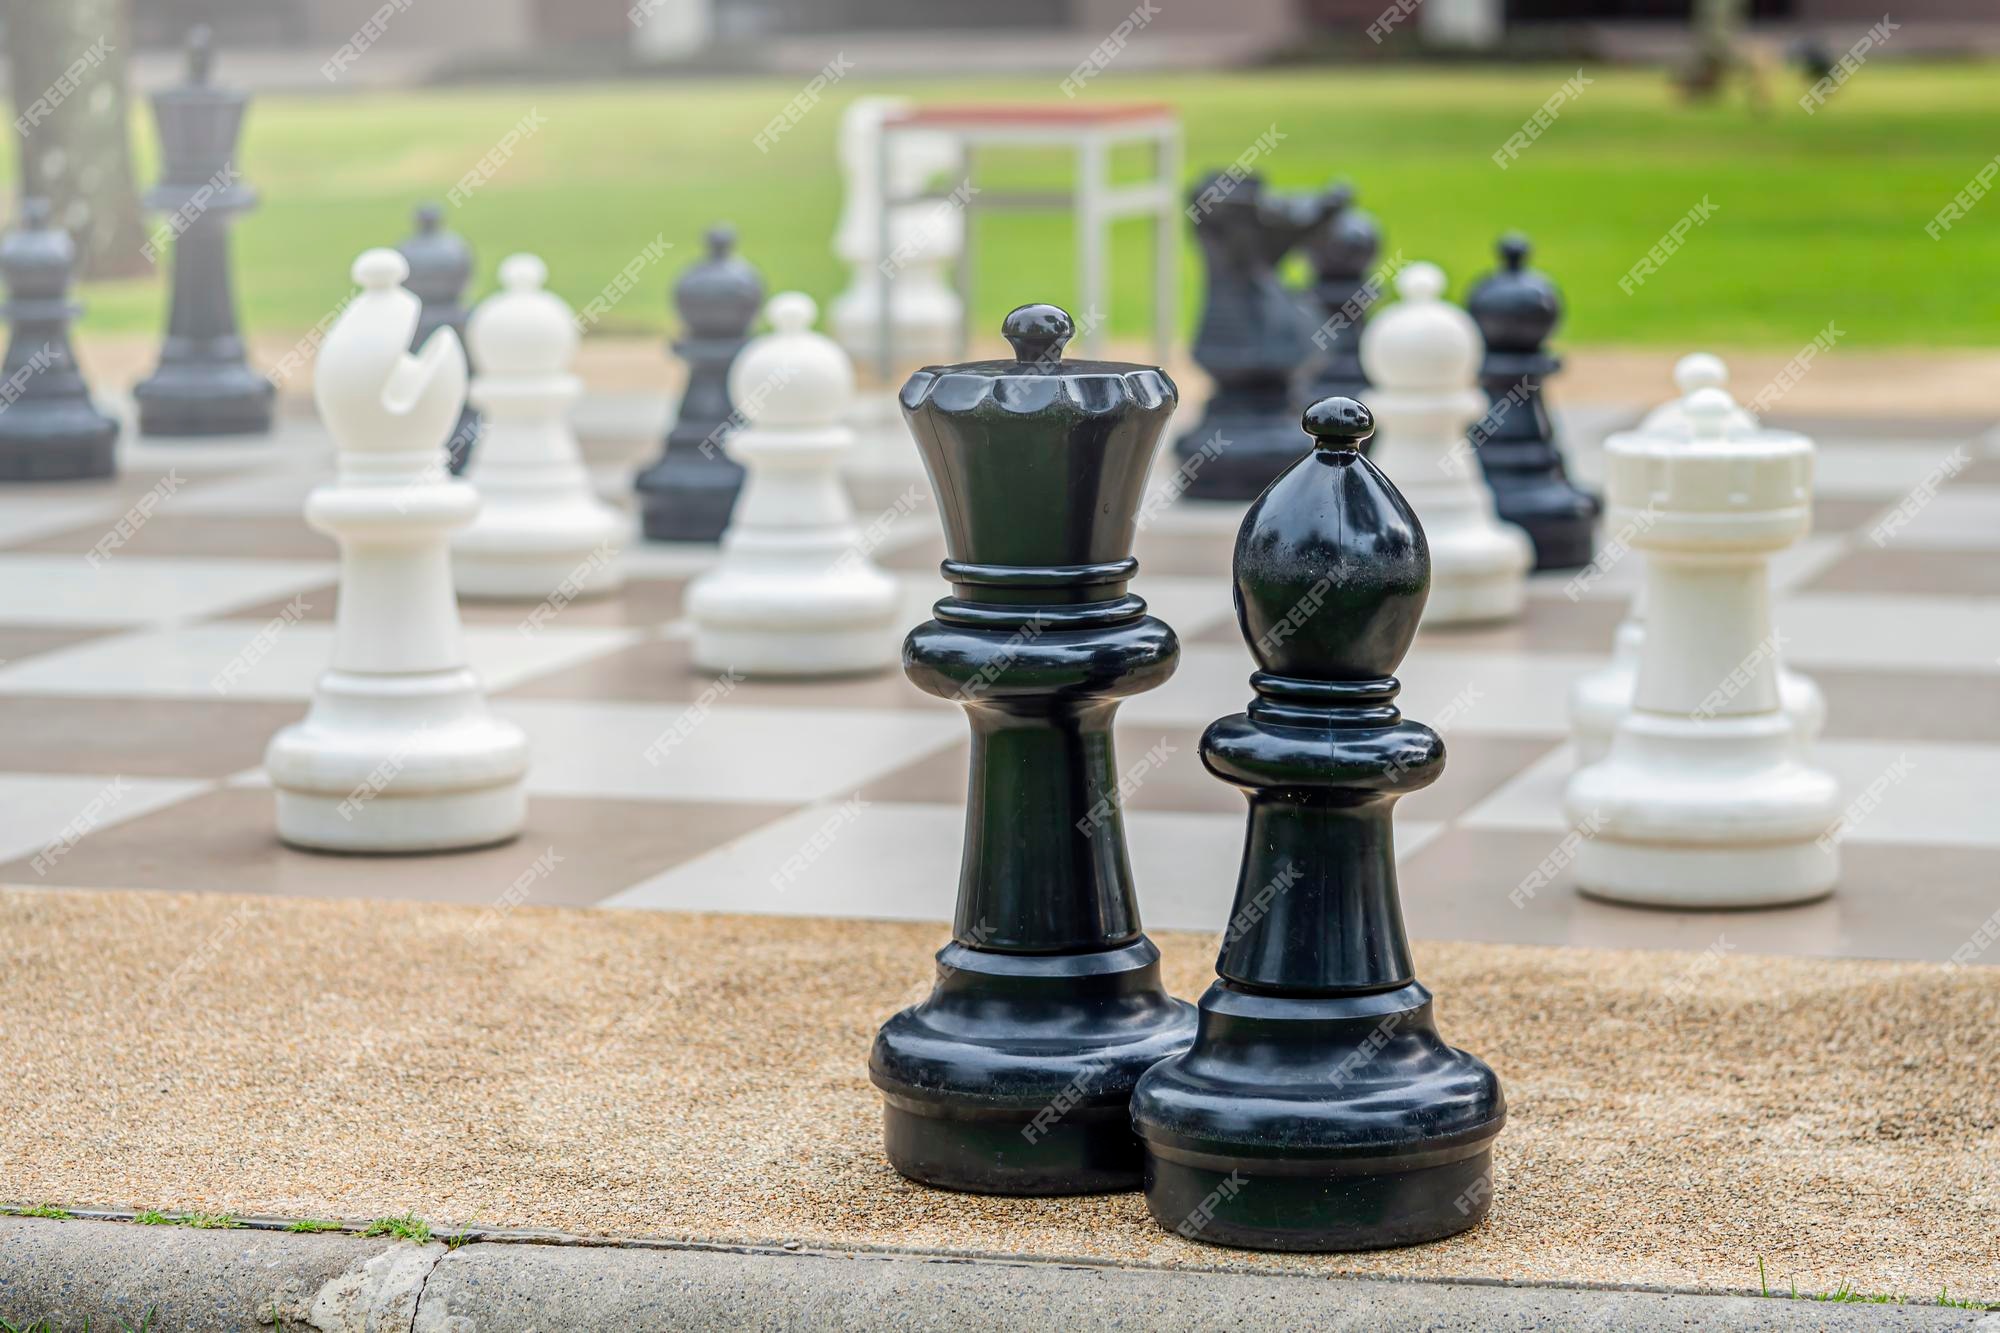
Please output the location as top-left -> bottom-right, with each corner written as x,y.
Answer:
634,226 -> 763,543
134,26 -> 274,438
397,204 -> 479,475
1298,185 -> 1382,443
1172,175 -> 1341,502
870,305 -> 1197,1195
0,198 -> 119,481
1132,397 -> 1506,1251
1465,233 -> 1598,571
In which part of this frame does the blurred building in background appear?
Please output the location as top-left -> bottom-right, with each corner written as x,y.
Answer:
119,0 -> 2000,82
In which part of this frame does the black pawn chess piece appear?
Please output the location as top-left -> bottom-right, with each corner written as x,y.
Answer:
1132,398 -> 1505,1251
870,305 -> 1197,1195
134,26 -> 274,438
1173,175 -> 1340,502
1465,234 -> 1598,571
397,204 -> 479,474
1299,185 -> 1381,439
633,226 -> 763,542
0,198 -> 118,481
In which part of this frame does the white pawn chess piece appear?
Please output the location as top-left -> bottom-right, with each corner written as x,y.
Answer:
686,292 -> 901,676
1360,261 -> 1531,624
453,253 -> 626,602
266,249 -> 528,853
1568,353 -> 1826,764
1565,388 -> 1840,908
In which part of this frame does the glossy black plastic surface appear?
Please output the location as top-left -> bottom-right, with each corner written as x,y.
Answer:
1173,176 -> 1341,501
870,305 -> 1197,1195
396,204 -> 479,474
1131,398 -> 1506,1251
0,199 -> 118,481
634,226 -> 762,542
1464,233 -> 1598,570
134,27 -> 274,439
1297,186 -> 1380,450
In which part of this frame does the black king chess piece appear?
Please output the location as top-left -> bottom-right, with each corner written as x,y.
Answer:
0,199 -> 119,481
871,305 -> 1197,1194
634,226 -> 763,542
1173,175 -> 1341,502
1465,234 -> 1598,571
134,26 -> 274,438
1299,185 -> 1382,434
397,204 -> 479,475
1133,398 -> 1505,1251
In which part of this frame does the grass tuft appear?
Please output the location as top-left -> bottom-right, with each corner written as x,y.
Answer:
285,1217 -> 343,1233
360,1212 -> 433,1244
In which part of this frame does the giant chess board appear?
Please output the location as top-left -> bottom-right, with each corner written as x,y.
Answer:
3,395 -> 1996,967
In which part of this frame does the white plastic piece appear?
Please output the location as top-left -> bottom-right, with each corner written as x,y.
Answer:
265,248 -> 529,853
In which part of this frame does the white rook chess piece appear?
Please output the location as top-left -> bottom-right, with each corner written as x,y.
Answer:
266,249 -> 529,853
1568,354 -> 1825,763
1360,261 -> 1531,624
1565,388 -> 1839,908
686,292 -> 900,676
453,253 -> 626,602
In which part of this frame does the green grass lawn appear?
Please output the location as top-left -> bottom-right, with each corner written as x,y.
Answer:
31,62 -> 2000,348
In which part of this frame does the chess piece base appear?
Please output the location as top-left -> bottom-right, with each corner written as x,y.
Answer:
266,667 -> 529,854
688,562 -> 900,677
0,411 -> 117,481
1134,982 -> 1504,1252
870,937 -> 1197,1196
134,365 -> 275,438
1566,711 -> 1840,908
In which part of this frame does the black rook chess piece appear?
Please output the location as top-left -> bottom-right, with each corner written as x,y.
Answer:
397,204 -> 479,474
1173,175 -> 1340,502
134,26 -> 274,438
1465,234 -> 1598,571
870,305 -> 1197,1195
1132,398 -> 1505,1251
634,226 -> 763,542
0,198 -> 119,481
1299,185 -> 1382,438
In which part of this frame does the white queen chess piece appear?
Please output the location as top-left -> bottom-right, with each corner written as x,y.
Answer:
1567,353 -> 1825,764
1360,262 -> 1531,624
686,292 -> 901,676
1565,388 -> 1840,908
266,249 -> 529,853
453,253 -> 626,601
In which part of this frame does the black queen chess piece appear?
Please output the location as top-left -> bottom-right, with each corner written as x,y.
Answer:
1132,398 -> 1505,1251
1173,175 -> 1342,502
397,204 -> 480,475
1299,184 -> 1382,434
1464,234 -> 1598,571
634,226 -> 763,542
870,305 -> 1197,1195
134,26 -> 274,438
0,199 -> 119,481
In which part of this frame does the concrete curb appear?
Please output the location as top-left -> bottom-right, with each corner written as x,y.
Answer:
3,1218 -> 1996,1332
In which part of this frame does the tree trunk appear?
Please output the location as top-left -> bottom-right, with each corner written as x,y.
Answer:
6,0 -> 151,279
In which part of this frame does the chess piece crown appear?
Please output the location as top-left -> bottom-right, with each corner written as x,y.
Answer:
1465,232 -> 1558,359
678,226 -> 763,340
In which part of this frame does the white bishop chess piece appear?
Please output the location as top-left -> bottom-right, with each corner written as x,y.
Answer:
1565,387 -> 1840,908
1360,262 -> 1531,624
266,249 -> 529,853
686,292 -> 901,676
1568,353 -> 1826,764
453,253 -> 626,601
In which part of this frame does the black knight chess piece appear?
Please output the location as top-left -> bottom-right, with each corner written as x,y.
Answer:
397,204 -> 479,474
1173,175 -> 1341,502
1298,184 -> 1382,443
870,305 -> 1197,1195
634,226 -> 763,542
134,26 -> 274,438
1132,398 -> 1505,1251
0,198 -> 118,481
1465,234 -> 1598,571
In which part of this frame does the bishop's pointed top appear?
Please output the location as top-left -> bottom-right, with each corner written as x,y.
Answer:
1466,232 -> 1561,355
415,204 -> 444,235
1498,232 -> 1531,271
1302,396 -> 1374,454
705,226 -> 736,259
